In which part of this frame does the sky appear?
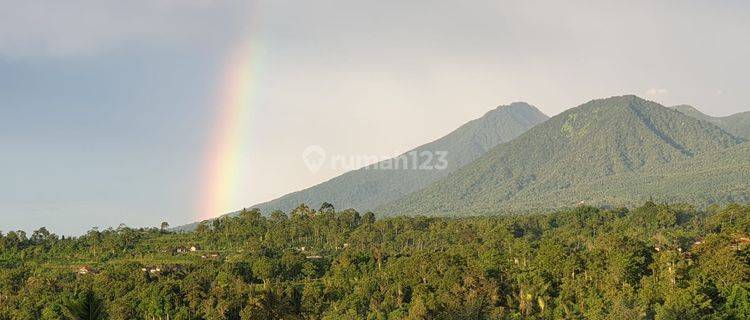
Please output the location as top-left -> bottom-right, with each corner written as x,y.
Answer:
1,0 -> 749,235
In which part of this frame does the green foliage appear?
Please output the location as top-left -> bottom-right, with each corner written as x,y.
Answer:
61,291 -> 107,320
1,203 -> 749,319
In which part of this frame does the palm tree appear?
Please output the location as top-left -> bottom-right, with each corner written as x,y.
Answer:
62,291 -> 107,320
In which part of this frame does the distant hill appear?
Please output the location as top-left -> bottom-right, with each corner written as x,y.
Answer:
673,105 -> 750,139
178,102 -> 548,230
380,95 -> 749,215
251,102 -> 548,212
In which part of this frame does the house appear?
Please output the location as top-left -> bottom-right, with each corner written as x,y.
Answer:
190,245 -> 201,252
175,246 -> 188,254
141,266 -> 162,274
77,266 -> 98,275
306,255 -> 323,260
202,252 -> 221,259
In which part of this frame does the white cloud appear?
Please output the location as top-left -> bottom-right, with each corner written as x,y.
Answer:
645,88 -> 668,96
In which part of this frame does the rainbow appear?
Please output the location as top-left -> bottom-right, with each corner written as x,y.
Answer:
199,42 -> 260,220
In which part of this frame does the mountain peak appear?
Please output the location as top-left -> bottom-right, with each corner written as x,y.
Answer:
490,101 -> 535,112
581,94 -> 652,108
561,95 -> 740,154
484,101 -> 548,125
507,101 -> 533,108
228,102 -> 547,219
558,95 -> 663,119
380,97 -> 745,215
592,94 -> 644,102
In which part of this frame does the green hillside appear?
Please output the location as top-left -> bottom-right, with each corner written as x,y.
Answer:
673,104 -> 750,139
250,103 -> 547,213
380,95 -> 749,215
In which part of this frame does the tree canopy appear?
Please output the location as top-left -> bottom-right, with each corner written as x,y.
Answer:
1,202 -> 749,319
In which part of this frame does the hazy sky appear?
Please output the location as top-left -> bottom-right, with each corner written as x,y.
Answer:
2,0 -> 749,235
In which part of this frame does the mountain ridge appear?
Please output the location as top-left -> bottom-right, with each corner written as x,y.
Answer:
177,101 -> 549,230
673,104 -> 750,139
249,101 -> 549,213
379,95 -> 748,215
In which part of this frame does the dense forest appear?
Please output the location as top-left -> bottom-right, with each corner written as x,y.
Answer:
1,202 -> 749,319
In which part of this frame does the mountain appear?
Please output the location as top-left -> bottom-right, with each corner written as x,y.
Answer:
176,102 -> 548,230
380,95 -> 749,215
246,102 -> 548,215
673,105 -> 750,139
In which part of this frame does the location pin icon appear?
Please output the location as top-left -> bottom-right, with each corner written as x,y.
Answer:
302,145 -> 326,173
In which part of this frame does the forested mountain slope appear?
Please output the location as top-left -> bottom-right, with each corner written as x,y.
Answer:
381,95 -> 749,215
248,102 -> 548,214
673,104 -> 750,139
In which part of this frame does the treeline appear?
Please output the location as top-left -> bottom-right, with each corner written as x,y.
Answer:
1,202 -> 749,319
